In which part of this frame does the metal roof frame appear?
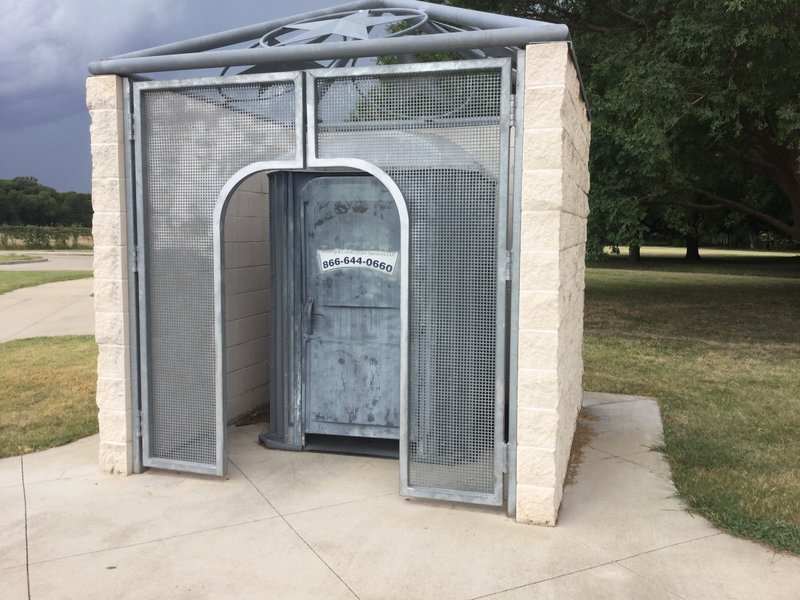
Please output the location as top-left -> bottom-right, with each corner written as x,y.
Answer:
88,0 -> 572,77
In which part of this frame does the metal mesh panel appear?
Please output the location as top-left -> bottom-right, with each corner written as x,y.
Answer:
315,69 -> 503,497
139,80 -> 296,468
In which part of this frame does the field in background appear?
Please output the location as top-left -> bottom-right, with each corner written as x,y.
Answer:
584,249 -> 800,553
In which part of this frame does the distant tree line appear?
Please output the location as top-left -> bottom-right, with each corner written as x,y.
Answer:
0,177 -> 92,227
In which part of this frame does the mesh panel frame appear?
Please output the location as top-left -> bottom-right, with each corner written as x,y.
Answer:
312,63 -> 509,502
136,76 -> 300,473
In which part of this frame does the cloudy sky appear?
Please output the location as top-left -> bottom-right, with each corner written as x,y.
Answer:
0,0 -> 334,192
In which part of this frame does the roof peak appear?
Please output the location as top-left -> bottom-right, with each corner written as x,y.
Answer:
89,1 -> 570,77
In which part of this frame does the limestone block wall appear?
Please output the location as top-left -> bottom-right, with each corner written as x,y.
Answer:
224,174 -> 270,422
87,75 -> 133,474
515,43 -> 591,525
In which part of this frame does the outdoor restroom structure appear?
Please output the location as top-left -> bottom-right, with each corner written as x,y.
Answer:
87,0 -> 590,525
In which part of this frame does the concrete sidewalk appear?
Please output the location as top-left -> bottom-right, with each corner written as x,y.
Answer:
0,251 -> 93,272
1,393 -> 798,599
0,278 -> 94,343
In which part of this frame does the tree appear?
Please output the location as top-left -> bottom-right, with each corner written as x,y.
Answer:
446,0 -> 800,250
0,178 -> 92,227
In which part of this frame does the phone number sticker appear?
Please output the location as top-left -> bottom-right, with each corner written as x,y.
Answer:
317,249 -> 399,274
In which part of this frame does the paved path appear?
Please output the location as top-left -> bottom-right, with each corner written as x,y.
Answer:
0,252 -> 94,342
0,278 -> 94,342
0,251 -> 93,272
1,393 -> 797,599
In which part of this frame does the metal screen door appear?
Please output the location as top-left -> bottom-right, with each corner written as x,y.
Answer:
133,73 -> 303,475
309,59 -> 512,505
297,174 -> 402,439
132,60 -> 510,501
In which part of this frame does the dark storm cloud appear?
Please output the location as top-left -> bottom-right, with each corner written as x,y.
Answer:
0,0 -> 333,190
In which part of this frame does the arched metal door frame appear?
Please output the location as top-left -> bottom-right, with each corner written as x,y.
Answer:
213,160 -> 410,469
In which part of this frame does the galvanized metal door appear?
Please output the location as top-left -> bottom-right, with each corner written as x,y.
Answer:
133,74 -> 304,476
308,59 -> 512,506
297,174 -> 401,439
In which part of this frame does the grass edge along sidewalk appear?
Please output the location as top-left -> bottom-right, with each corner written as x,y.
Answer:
0,336 -> 98,458
0,270 -> 92,295
583,258 -> 800,555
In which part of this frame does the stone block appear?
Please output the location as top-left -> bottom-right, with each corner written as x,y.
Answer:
519,251 -> 559,291
517,329 -> 559,371
91,178 -> 126,213
517,445 -> 557,487
95,376 -> 129,411
90,143 -> 125,179
524,43 -> 570,88
523,85 -> 567,129
95,311 -> 128,346
520,168 -> 564,212
86,76 -> 121,111
93,245 -> 127,281
98,441 -> 132,475
516,369 -> 559,409
97,345 -> 130,381
516,484 -> 557,526
560,212 -> 587,250
92,211 -> 126,247
98,409 -> 132,444
522,128 -> 565,171
518,290 -> 559,330
89,109 -> 124,145
93,278 -> 128,315
520,210 -> 560,250
517,407 -> 560,448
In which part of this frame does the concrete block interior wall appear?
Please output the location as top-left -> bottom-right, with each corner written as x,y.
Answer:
514,42 -> 591,525
224,175 -> 271,422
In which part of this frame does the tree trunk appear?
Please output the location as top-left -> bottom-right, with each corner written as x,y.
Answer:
629,244 -> 641,262
685,234 -> 701,260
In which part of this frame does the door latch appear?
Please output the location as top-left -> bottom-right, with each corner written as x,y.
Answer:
303,297 -> 314,336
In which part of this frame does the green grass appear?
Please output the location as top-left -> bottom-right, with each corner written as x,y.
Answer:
0,336 -> 98,458
0,270 -> 92,295
584,257 -> 800,554
0,253 -> 40,264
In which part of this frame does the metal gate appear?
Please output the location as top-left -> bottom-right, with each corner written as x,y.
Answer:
133,73 -> 303,475
132,59 -> 511,504
308,60 -> 511,505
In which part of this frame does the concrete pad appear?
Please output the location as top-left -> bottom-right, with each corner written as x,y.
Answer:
581,399 -> 664,457
558,456 -> 718,559
583,391 -> 656,407
22,435 -> 99,484
0,454 -> 22,489
620,448 -> 673,478
286,494 -> 607,600
24,463 -> 277,563
229,429 -> 398,515
0,485 -> 26,570
29,518 -> 356,600
484,563 -> 681,599
0,566 -> 29,600
0,278 -> 94,342
621,534 -> 800,600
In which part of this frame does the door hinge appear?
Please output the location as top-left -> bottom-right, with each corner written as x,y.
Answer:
509,95 -> 516,128
500,442 -> 509,473
503,249 -> 513,281
134,409 -> 143,439
128,113 -> 135,141
132,247 -> 140,273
